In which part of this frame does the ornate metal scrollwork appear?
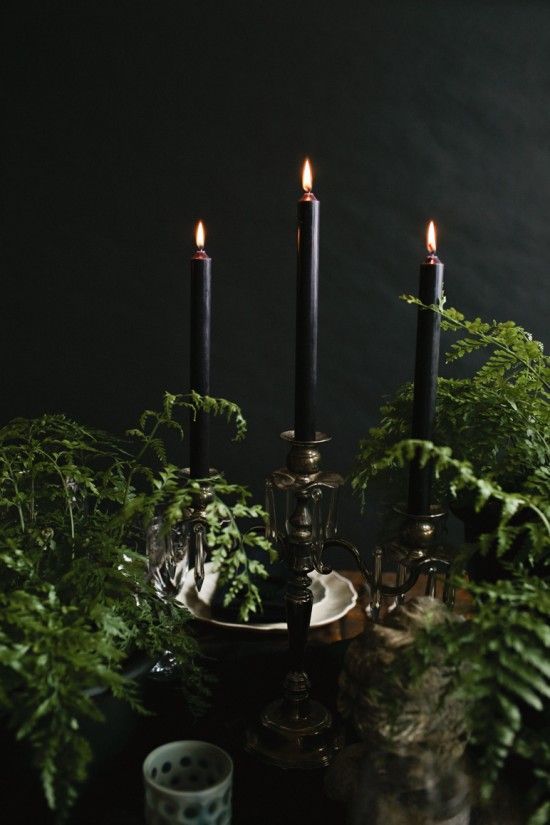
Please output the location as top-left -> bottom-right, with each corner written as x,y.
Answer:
146,471 -> 216,596
322,504 -> 455,614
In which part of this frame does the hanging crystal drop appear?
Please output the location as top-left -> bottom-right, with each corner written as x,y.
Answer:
193,523 -> 207,591
443,571 -> 455,608
265,479 -> 278,541
325,487 -> 339,539
146,513 -> 173,598
170,521 -> 190,593
369,547 -> 383,622
310,487 -> 323,546
284,489 -> 292,535
146,514 -> 162,565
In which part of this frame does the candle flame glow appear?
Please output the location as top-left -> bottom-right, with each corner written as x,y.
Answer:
427,220 -> 436,253
302,158 -> 313,192
195,220 -> 205,249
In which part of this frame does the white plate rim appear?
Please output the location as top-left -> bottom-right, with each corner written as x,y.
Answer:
177,563 -> 358,633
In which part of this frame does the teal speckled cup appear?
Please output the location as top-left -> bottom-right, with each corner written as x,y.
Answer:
143,740 -> 233,825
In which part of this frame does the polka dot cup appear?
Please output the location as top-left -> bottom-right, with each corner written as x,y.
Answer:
143,740 -> 233,825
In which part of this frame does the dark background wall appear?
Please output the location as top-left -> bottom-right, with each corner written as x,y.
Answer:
3,0 -> 549,553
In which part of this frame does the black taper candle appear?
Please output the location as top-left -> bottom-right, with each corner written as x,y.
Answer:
189,221 -> 211,479
294,159 -> 320,442
407,221 -> 444,515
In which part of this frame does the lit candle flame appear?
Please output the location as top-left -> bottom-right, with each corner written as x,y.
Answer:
302,158 -> 313,192
195,220 -> 205,249
427,220 -> 436,254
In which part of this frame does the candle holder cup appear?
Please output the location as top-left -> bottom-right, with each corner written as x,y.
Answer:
245,430 -> 345,768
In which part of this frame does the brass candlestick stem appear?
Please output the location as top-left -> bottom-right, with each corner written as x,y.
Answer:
246,431 -> 345,768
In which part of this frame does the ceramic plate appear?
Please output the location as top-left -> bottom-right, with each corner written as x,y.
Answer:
177,562 -> 358,632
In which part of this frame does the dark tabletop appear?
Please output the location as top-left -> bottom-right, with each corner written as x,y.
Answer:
6,636 -> 349,825
4,573 -> 524,825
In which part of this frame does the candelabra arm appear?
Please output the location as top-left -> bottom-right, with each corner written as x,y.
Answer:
323,506 -> 455,612
322,537 -> 442,598
322,537 -> 373,585
311,533 -> 332,575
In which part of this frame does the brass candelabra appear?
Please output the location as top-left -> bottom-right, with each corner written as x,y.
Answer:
245,430 -> 456,769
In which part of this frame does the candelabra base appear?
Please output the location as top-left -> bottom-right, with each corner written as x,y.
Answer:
245,698 -> 343,769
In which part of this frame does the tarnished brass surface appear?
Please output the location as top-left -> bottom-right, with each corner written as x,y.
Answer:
395,504 -> 447,553
323,504 -> 456,608
245,698 -> 344,769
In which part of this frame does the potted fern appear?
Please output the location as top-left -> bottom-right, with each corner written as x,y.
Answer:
354,297 -> 549,563
0,392 -> 273,822
352,298 -> 550,823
